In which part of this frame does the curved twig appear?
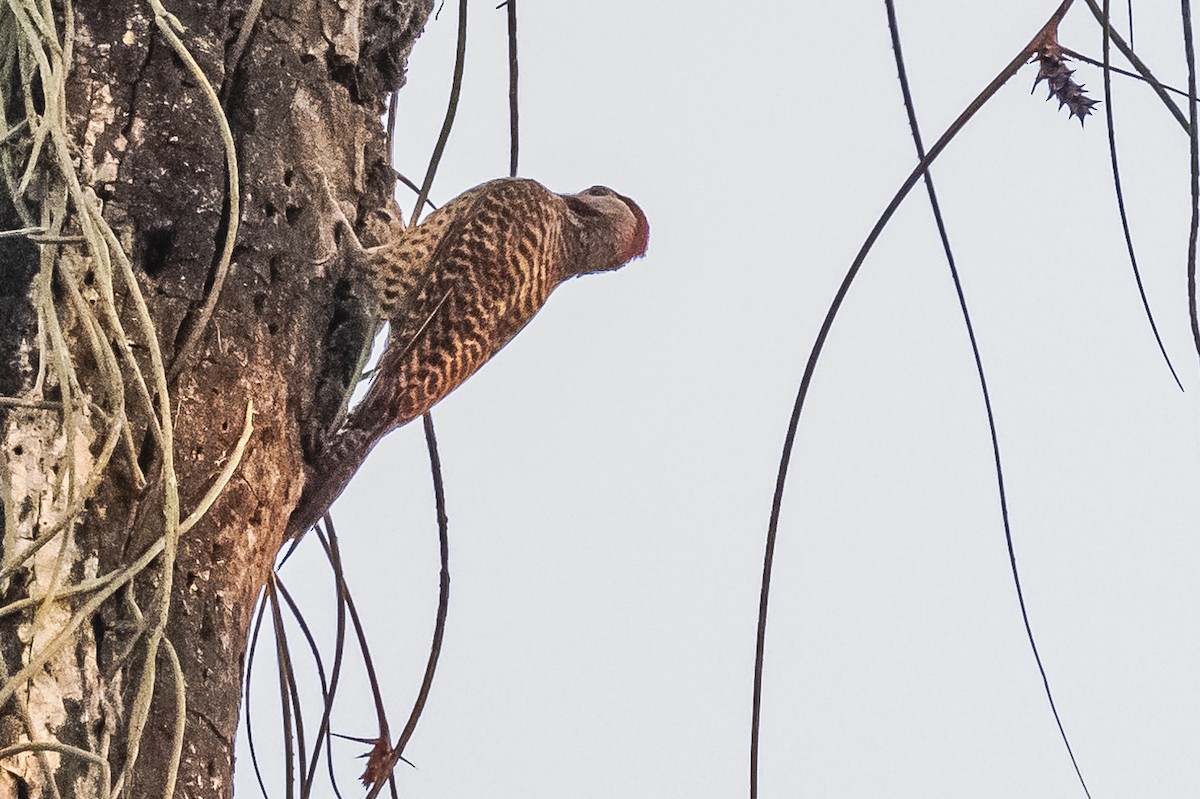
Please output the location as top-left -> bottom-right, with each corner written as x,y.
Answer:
749,3 -> 1077,796
270,576 -> 333,799
1097,8 -> 1183,389
1184,0 -> 1200,364
505,0 -> 519,178
1063,45 -> 1200,103
364,414 -> 451,798
243,590 -> 273,799
145,0 -> 242,385
268,577 -> 304,799
1081,0 -> 1190,132
221,0 -> 263,103
886,1 -> 1092,794
408,0 -> 468,227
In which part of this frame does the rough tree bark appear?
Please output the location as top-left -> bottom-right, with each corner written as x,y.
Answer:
0,1 -> 432,797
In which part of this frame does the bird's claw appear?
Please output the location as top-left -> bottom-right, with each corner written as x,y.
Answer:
313,170 -> 367,266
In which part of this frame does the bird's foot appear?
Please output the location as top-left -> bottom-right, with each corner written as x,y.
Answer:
313,170 -> 368,267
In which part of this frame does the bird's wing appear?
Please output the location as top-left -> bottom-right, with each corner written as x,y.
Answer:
363,185 -> 486,324
373,190 -> 485,350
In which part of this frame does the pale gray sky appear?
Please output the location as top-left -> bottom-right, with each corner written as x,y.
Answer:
238,3 -> 1200,797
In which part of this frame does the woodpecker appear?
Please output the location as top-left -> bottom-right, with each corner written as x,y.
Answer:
289,177 -> 649,537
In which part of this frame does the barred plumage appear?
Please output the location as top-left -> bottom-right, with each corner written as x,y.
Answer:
289,177 -> 649,536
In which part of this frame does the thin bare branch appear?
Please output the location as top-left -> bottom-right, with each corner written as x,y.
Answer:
750,3 -> 1076,797
886,1 -> 1092,794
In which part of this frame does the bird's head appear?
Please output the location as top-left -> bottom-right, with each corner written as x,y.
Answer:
561,185 -> 649,279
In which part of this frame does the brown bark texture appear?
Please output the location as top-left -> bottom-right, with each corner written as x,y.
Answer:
0,1 -> 432,796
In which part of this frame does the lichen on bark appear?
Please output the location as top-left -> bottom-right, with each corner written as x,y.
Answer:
0,1 -> 434,797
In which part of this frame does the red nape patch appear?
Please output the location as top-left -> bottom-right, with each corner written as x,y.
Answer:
619,194 -> 650,262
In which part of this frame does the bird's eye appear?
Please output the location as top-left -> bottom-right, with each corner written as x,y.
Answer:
565,195 -> 602,217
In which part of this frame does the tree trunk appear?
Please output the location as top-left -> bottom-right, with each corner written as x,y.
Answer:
0,1 -> 431,796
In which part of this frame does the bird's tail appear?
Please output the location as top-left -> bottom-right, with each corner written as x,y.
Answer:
286,335 -> 429,538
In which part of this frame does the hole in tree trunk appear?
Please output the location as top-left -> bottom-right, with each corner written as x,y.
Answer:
141,225 -> 176,276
